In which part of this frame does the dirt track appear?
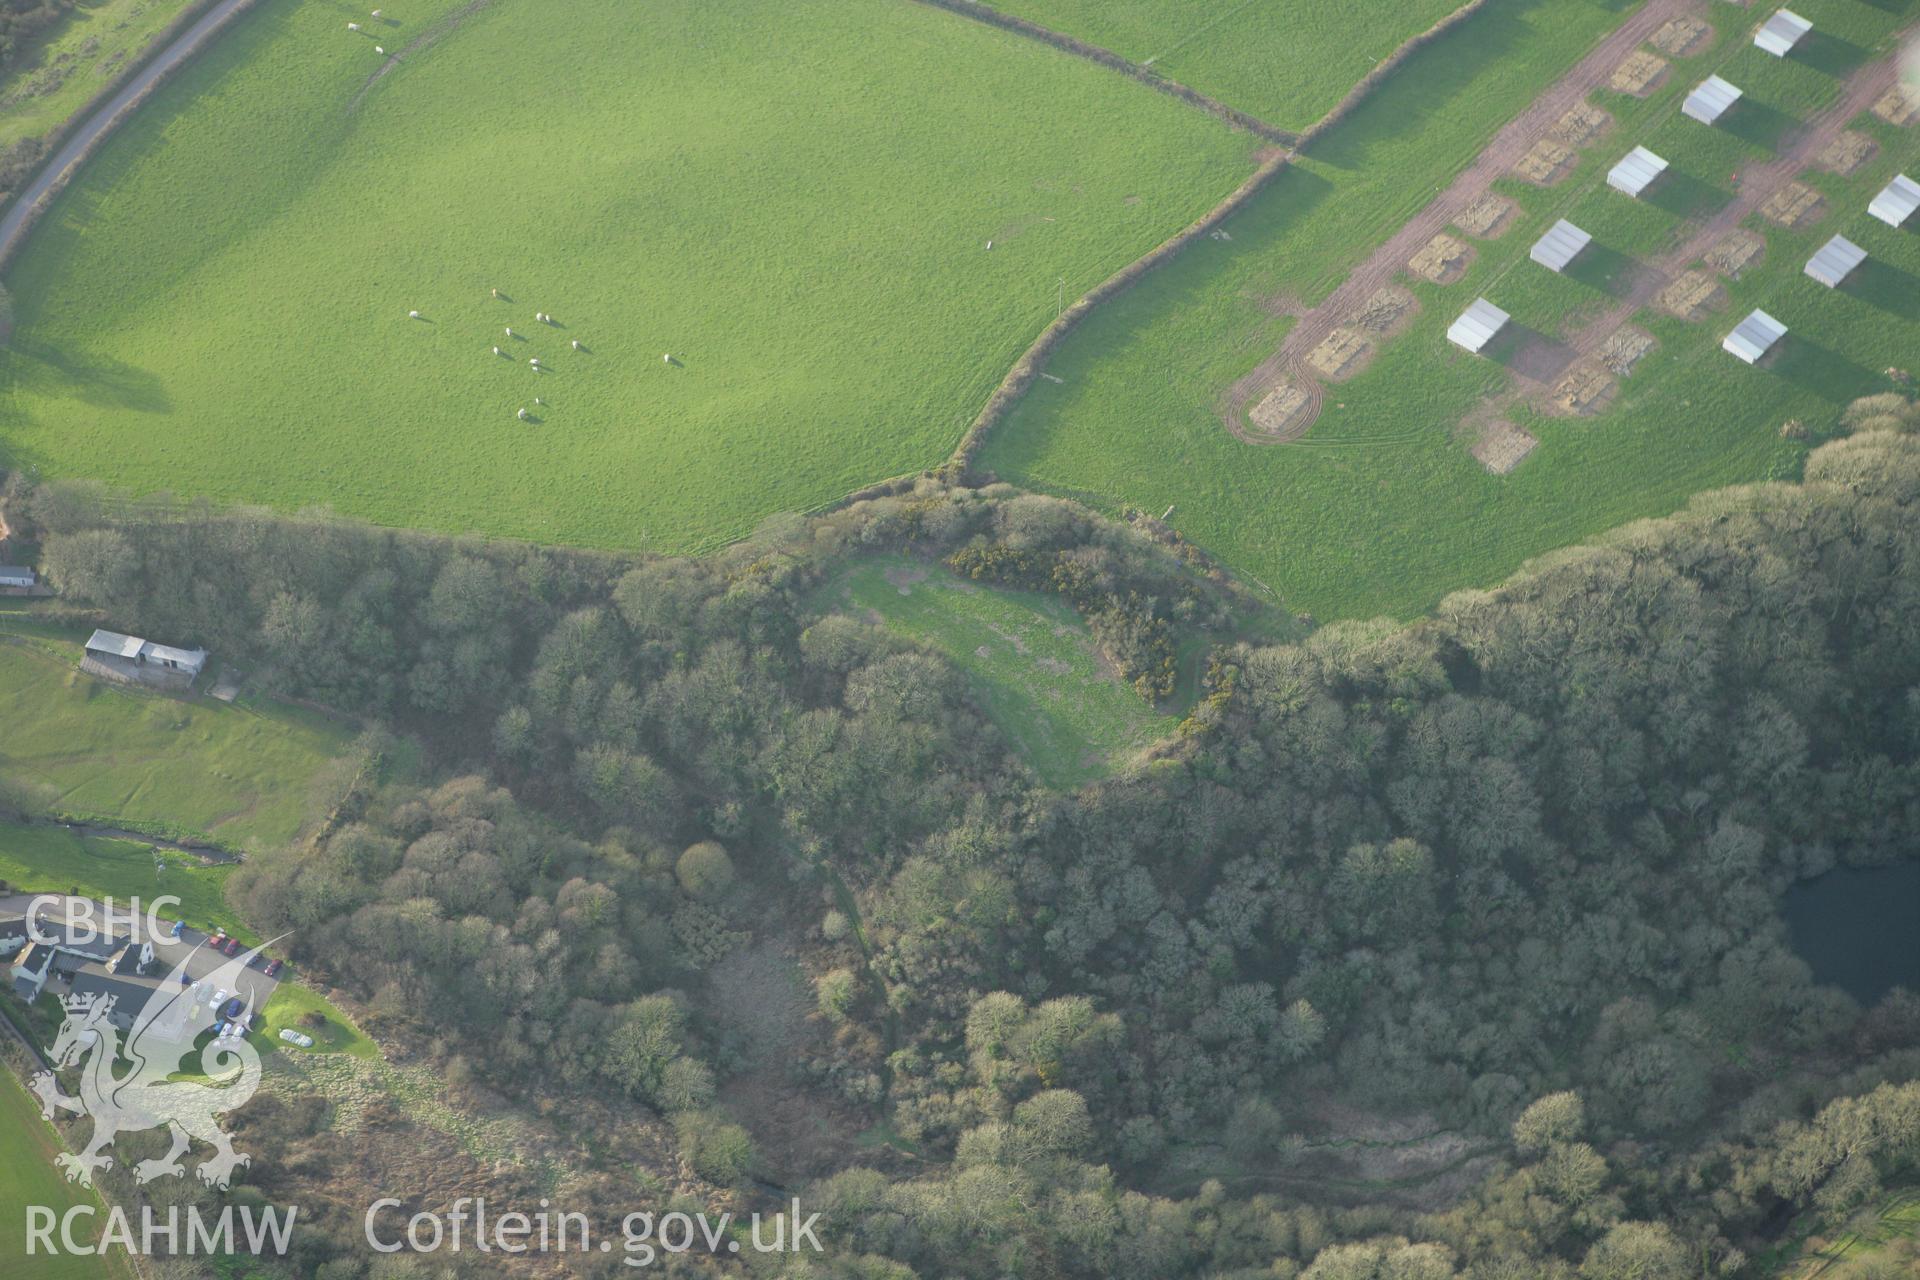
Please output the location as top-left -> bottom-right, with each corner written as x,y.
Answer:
1222,0 -> 1704,443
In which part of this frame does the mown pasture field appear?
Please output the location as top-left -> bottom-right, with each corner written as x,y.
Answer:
0,0 -> 199,153
0,637 -> 350,847
978,0 -> 1462,128
980,0 -> 1920,621
0,0 -> 1253,554
819,555 -> 1176,787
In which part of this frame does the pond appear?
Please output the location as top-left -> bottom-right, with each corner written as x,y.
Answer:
1782,862 -> 1920,1005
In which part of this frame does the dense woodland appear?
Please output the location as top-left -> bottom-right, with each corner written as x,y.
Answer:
4,394 -> 1920,1276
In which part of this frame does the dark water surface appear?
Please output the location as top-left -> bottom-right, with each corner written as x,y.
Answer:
1782,863 -> 1920,1004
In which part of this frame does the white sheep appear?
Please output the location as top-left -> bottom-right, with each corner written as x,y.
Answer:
571,339 -> 581,350
505,326 -> 515,337
529,357 -> 541,367
348,22 -> 360,31
662,353 -> 672,364
491,287 -> 500,299
408,309 -> 421,319
372,8 -> 383,17
375,45 -> 385,54
534,397 -> 545,406
517,408 -> 529,421
492,345 -> 503,356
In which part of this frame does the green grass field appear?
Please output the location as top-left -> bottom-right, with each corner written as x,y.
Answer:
820,555 -> 1176,787
0,0 -> 199,153
0,1062 -> 137,1280
0,0 -> 1253,555
0,639 -> 351,847
978,0 -> 1463,128
979,0 -> 1920,621
0,820 -> 246,936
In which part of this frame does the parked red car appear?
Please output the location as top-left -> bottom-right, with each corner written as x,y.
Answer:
221,937 -> 242,957
263,959 -> 283,978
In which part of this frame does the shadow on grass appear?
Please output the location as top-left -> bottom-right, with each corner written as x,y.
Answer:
0,341 -> 172,414
1646,169 -> 1730,221
1491,324 -> 1577,383
1845,258 -> 1920,321
1304,4 -> 1535,170
1772,335 -> 1879,401
1795,31 -> 1871,78
1722,98 -> 1800,152
1564,242 -> 1646,298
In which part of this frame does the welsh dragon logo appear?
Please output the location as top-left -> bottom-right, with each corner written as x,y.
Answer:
30,937 -> 282,1189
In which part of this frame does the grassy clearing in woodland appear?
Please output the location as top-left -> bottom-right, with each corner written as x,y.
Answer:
975,0 -> 1464,128
0,0 -> 1252,554
0,641 -> 350,847
822,556 -> 1175,788
981,0 -> 1920,621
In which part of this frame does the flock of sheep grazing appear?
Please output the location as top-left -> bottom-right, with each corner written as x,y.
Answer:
405,292 -> 653,425
348,9 -> 389,56
376,11 -> 686,422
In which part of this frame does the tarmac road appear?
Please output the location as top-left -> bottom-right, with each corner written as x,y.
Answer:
0,0 -> 256,265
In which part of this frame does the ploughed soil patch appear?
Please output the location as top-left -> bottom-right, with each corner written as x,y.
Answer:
1650,16 -> 1711,56
1408,232 -> 1474,283
1705,229 -> 1765,278
1597,326 -> 1656,377
1551,361 -> 1618,414
1609,49 -> 1668,96
1873,86 -> 1916,127
1472,420 -> 1538,473
1658,269 -> 1727,321
1550,101 -> 1613,147
1455,193 -> 1516,238
1814,130 -> 1876,176
1761,180 -> 1825,229
1306,327 -> 1374,380
1354,285 -> 1418,336
1514,138 -> 1577,185
1250,383 -> 1313,439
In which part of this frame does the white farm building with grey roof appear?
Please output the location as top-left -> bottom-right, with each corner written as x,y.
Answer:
1754,9 -> 1812,57
83,629 -> 209,686
1868,174 -> 1920,228
1682,76 -> 1742,126
1448,299 -> 1511,354
1607,147 -> 1668,198
1804,235 -> 1866,288
1722,309 -> 1787,365
1529,220 -> 1592,273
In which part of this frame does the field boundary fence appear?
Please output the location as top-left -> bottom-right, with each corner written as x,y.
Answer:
941,0 -> 1494,479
